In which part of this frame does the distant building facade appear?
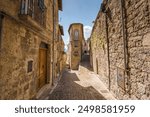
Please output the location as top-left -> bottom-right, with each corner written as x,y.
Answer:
68,23 -> 84,70
0,0 -> 64,99
83,39 -> 90,55
55,25 -> 65,77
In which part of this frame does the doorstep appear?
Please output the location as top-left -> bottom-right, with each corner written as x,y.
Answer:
36,73 -> 63,100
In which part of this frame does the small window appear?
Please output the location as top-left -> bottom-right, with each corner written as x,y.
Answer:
20,0 -> 26,14
74,29 -> 79,40
74,40 -> 78,47
27,60 -> 33,73
38,0 -> 46,12
74,51 -> 79,56
28,0 -> 34,17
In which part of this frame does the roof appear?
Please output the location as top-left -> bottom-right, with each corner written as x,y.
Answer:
68,23 -> 83,33
58,0 -> 63,11
59,25 -> 64,35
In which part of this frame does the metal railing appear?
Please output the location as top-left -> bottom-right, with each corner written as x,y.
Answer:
20,0 -> 46,27
116,66 -> 132,98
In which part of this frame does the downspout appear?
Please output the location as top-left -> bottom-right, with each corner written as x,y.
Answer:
101,1 -> 111,91
105,13 -> 111,91
0,12 -> 4,50
120,0 -> 127,72
52,0 -> 55,86
120,0 -> 130,97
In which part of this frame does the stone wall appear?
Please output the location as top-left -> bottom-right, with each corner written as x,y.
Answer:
68,23 -> 84,70
0,0 -> 60,99
55,26 -> 65,77
90,0 -> 150,99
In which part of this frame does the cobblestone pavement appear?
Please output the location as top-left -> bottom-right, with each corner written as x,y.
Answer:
48,55 -> 115,100
48,70 -> 105,100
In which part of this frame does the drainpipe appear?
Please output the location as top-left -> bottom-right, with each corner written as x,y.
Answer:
120,0 -> 130,97
120,0 -> 127,71
52,0 -> 55,86
105,13 -> 111,91
0,12 -> 4,50
101,1 -> 111,91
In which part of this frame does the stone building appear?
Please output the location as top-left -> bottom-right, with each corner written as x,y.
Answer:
83,38 -> 90,55
90,0 -> 150,99
55,25 -> 65,77
68,23 -> 84,70
0,0 -> 63,99
52,0 -> 63,81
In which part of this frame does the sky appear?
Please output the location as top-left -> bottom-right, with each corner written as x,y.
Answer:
59,0 -> 102,50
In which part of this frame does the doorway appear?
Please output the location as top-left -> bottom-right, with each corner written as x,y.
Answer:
38,42 -> 48,90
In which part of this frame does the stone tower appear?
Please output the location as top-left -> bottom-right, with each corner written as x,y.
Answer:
68,23 -> 84,70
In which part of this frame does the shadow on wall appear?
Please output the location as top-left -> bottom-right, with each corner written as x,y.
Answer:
48,70 -> 106,100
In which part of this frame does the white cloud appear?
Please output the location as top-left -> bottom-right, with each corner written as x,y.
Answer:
84,26 -> 92,40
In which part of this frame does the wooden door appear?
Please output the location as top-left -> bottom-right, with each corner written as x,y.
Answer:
38,48 -> 47,89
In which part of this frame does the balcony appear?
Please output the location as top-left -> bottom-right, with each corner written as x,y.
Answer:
19,0 -> 46,30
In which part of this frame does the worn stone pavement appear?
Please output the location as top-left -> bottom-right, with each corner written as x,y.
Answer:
46,55 -> 115,100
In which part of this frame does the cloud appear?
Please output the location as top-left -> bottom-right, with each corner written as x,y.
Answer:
84,26 -> 92,40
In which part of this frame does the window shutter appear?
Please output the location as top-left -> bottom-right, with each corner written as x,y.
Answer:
38,0 -> 46,12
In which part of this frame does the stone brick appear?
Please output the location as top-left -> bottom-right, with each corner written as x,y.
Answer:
0,0 -> 64,99
68,23 -> 84,70
90,0 -> 150,99
143,33 -> 150,46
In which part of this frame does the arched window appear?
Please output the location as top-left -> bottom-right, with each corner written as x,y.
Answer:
74,29 -> 79,40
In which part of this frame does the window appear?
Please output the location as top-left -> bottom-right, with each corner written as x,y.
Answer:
38,0 -> 46,12
74,29 -> 79,40
28,0 -> 34,17
20,0 -> 46,27
20,0 -> 26,14
74,40 -> 78,47
27,60 -> 33,73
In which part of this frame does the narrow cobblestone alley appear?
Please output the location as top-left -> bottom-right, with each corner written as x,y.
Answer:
48,55 -> 115,100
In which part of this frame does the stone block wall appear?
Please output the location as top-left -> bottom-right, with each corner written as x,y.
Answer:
0,17 -> 41,99
68,23 -> 84,70
0,0 -> 55,99
90,0 -> 150,99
